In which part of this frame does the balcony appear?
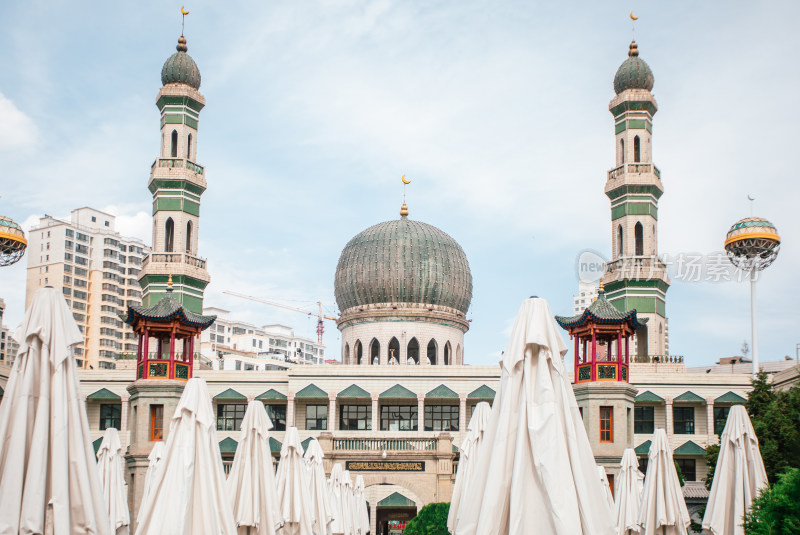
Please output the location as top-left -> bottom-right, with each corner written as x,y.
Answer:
605,255 -> 667,276
142,252 -> 207,270
332,437 -> 438,452
607,163 -> 661,180
151,158 -> 204,175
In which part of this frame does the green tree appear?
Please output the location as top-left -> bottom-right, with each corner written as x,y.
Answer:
403,502 -> 450,535
742,467 -> 800,534
704,443 -> 720,490
747,371 -> 776,423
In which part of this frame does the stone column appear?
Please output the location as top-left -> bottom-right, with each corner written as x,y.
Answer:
400,340 -> 407,366
706,397 -> 715,443
287,393 -> 296,428
371,394 -> 379,432
417,394 -> 425,434
380,339 -> 388,366
120,394 -> 130,449
329,393 -> 337,432
459,393 -> 468,432
665,397 -> 673,436
370,501 -> 377,535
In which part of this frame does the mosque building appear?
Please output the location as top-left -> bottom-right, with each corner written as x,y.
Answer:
1,30 -> 792,534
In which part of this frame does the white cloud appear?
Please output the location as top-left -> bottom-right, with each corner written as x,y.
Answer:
0,93 -> 38,151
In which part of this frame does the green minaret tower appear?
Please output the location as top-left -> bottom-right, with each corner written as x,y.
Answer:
138,35 -> 210,314
601,40 -> 670,359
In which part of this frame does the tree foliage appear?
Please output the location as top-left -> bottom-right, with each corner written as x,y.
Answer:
743,467 -> 800,534
403,502 -> 450,535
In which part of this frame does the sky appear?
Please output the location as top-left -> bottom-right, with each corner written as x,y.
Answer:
1,0 -> 798,368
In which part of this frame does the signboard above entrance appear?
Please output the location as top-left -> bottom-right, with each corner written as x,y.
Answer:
346,461 -> 425,472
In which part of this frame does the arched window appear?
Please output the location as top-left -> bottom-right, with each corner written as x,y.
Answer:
165,218 -> 174,252
344,343 -> 350,365
658,324 -> 663,354
427,339 -> 437,365
636,325 -> 648,359
186,221 -> 193,253
617,225 -> 624,258
444,342 -> 452,365
354,340 -> 363,365
407,338 -> 420,365
634,222 -> 643,256
389,337 -> 400,365
187,133 -> 192,160
633,135 -> 641,163
620,139 -> 625,164
369,338 -> 380,365
170,130 -> 178,158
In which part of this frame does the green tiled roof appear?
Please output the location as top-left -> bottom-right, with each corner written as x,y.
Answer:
468,385 -> 495,400
380,384 -> 416,399
121,292 -> 216,330
86,388 -> 121,401
338,384 -> 370,399
219,437 -> 238,454
635,440 -> 651,455
674,440 -> 706,456
453,444 -> 459,453
674,391 -> 705,403
301,437 -> 314,450
714,391 -> 746,404
613,41 -> 654,94
213,388 -> 247,401
296,384 -> 328,399
555,290 -> 646,331
426,384 -> 458,399
256,389 -> 287,401
93,437 -> 103,454
270,437 -> 282,454
161,37 -> 201,89
635,391 -> 664,403
378,492 -> 415,508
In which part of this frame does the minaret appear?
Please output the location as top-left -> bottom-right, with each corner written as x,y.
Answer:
601,41 -> 670,359
138,34 -> 210,314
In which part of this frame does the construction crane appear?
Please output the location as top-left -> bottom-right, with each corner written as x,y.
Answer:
222,290 -> 338,345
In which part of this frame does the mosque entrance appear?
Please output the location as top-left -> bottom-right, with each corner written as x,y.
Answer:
376,507 -> 416,535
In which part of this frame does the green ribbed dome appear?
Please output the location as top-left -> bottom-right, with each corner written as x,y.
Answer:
334,214 -> 472,314
613,41 -> 654,94
161,36 -> 201,89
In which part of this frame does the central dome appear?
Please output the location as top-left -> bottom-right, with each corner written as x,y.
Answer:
334,216 -> 473,315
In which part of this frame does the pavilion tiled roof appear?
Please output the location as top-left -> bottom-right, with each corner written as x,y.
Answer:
120,292 -> 216,330
555,290 -> 646,330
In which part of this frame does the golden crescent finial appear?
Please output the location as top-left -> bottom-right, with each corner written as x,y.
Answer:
630,11 -> 638,20
181,6 -> 189,15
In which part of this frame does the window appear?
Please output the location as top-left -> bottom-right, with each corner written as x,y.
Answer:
150,405 -> 164,441
675,458 -> 696,482
369,338 -> 380,365
216,403 -> 246,431
427,339 -> 437,365
165,218 -> 174,252
634,135 -> 641,162
186,221 -> 193,253
634,406 -> 655,434
380,405 -> 418,431
187,133 -> 192,159
634,222 -> 643,256
620,138 -> 625,164
673,406 -> 695,435
638,457 -> 648,474
607,474 -> 614,498
340,405 -> 371,431
714,406 -> 730,435
306,404 -> 328,430
170,129 -> 178,157
265,404 -> 286,431
617,225 -> 623,258
600,406 -> 613,443
100,404 -> 121,430
424,405 -> 459,431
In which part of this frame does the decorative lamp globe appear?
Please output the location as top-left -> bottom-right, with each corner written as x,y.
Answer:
0,216 -> 27,267
723,217 -> 780,271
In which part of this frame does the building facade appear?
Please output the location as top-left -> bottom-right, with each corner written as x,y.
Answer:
24,208 -> 148,369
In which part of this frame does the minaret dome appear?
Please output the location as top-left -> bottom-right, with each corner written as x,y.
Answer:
161,36 -> 201,89
613,41 -> 654,94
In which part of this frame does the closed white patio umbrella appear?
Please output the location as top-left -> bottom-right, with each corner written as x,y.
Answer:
137,441 -> 164,525
304,438 -> 333,535
598,465 -> 616,514
327,463 -> 345,535
637,429 -> 690,535
353,475 -> 370,534
447,401 -> 491,534
97,427 -> 131,535
614,448 -> 644,535
227,400 -> 282,535
456,297 -> 617,535
702,405 -> 768,535
275,427 -> 313,535
135,377 -> 237,535
341,470 -> 356,535
0,287 -> 111,535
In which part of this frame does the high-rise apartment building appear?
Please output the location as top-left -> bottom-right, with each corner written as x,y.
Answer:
25,207 -> 149,369
0,298 -> 19,364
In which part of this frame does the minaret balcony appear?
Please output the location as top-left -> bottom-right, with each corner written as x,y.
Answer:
604,255 -> 669,283
607,163 -> 661,180
151,157 -> 204,175
142,251 -> 207,270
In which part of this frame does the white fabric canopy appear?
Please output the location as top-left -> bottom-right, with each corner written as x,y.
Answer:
275,427 -> 313,535
327,463 -> 346,535
598,465 -> 616,514
97,427 -> 131,535
447,401 -> 491,534
352,475 -> 370,535
702,405 -> 768,535
456,297 -> 617,535
637,429 -> 690,535
135,377 -> 237,535
614,448 -> 644,535
137,441 -> 164,525
0,287 -> 111,535
340,470 -> 356,535
303,438 -> 333,535
226,400 -> 282,535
